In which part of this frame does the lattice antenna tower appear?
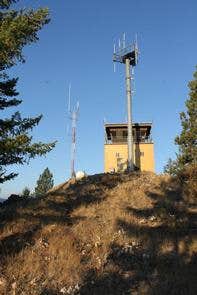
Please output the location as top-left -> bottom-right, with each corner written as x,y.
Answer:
67,84 -> 79,178
113,33 -> 139,171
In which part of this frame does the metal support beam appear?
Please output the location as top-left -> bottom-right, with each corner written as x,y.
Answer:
125,58 -> 134,171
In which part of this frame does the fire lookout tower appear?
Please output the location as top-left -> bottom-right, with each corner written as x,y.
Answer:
104,35 -> 155,173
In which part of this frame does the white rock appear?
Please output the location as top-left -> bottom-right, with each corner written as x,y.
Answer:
60,287 -> 67,294
75,171 -> 86,180
150,216 -> 156,221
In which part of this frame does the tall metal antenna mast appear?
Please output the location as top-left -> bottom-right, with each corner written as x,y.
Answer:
113,33 -> 139,171
67,85 -> 79,178
70,102 -> 79,178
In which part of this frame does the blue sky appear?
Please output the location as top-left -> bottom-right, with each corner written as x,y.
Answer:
1,0 -> 197,197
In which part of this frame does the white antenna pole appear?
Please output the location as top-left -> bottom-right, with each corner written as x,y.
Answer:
113,43 -> 116,73
113,63 -> 116,73
70,102 -> 79,178
114,43 -> 116,54
123,32 -> 126,48
71,111 -> 75,178
131,67 -> 135,95
66,124 -> 69,136
118,39 -> 121,50
135,33 -> 138,47
68,83 -> 71,113
76,101 -> 80,112
134,34 -> 139,66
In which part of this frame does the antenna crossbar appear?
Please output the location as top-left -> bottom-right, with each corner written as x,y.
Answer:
113,44 -> 138,66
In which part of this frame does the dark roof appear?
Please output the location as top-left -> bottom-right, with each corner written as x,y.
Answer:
105,122 -> 152,139
104,122 -> 152,128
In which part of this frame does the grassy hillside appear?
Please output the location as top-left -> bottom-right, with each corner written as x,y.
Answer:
0,172 -> 196,295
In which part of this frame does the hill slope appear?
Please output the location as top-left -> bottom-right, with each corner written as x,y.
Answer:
0,172 -> 196,294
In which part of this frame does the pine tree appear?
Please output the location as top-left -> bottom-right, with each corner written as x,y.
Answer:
175,67 -> 197,167
164,67 -> 197,174
35,167 -> 54,197
0,0 -> 56,183
22,187 -> 30,198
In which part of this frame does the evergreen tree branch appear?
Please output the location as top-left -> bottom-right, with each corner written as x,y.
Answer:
0,7 -> 50,69
0,1 -> 19,9
0,1 -> 56,183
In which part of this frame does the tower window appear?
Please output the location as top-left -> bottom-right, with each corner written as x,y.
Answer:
111,131 -> 116,138
123,130 -> 127,138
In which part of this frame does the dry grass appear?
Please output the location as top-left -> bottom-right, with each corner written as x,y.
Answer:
0,172 -> 196,294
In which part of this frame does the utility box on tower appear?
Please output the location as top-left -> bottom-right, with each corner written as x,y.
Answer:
104,122 -> 154,172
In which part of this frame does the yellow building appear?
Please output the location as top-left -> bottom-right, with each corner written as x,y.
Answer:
104,123 -> 155,172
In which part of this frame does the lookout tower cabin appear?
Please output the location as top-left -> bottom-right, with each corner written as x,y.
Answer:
104,122 -> 154,173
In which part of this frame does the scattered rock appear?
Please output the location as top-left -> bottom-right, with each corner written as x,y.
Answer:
149,215 -> 157,221
30,278 -> 37,286
60,287 -> 67,294
60,284 -> 80,294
